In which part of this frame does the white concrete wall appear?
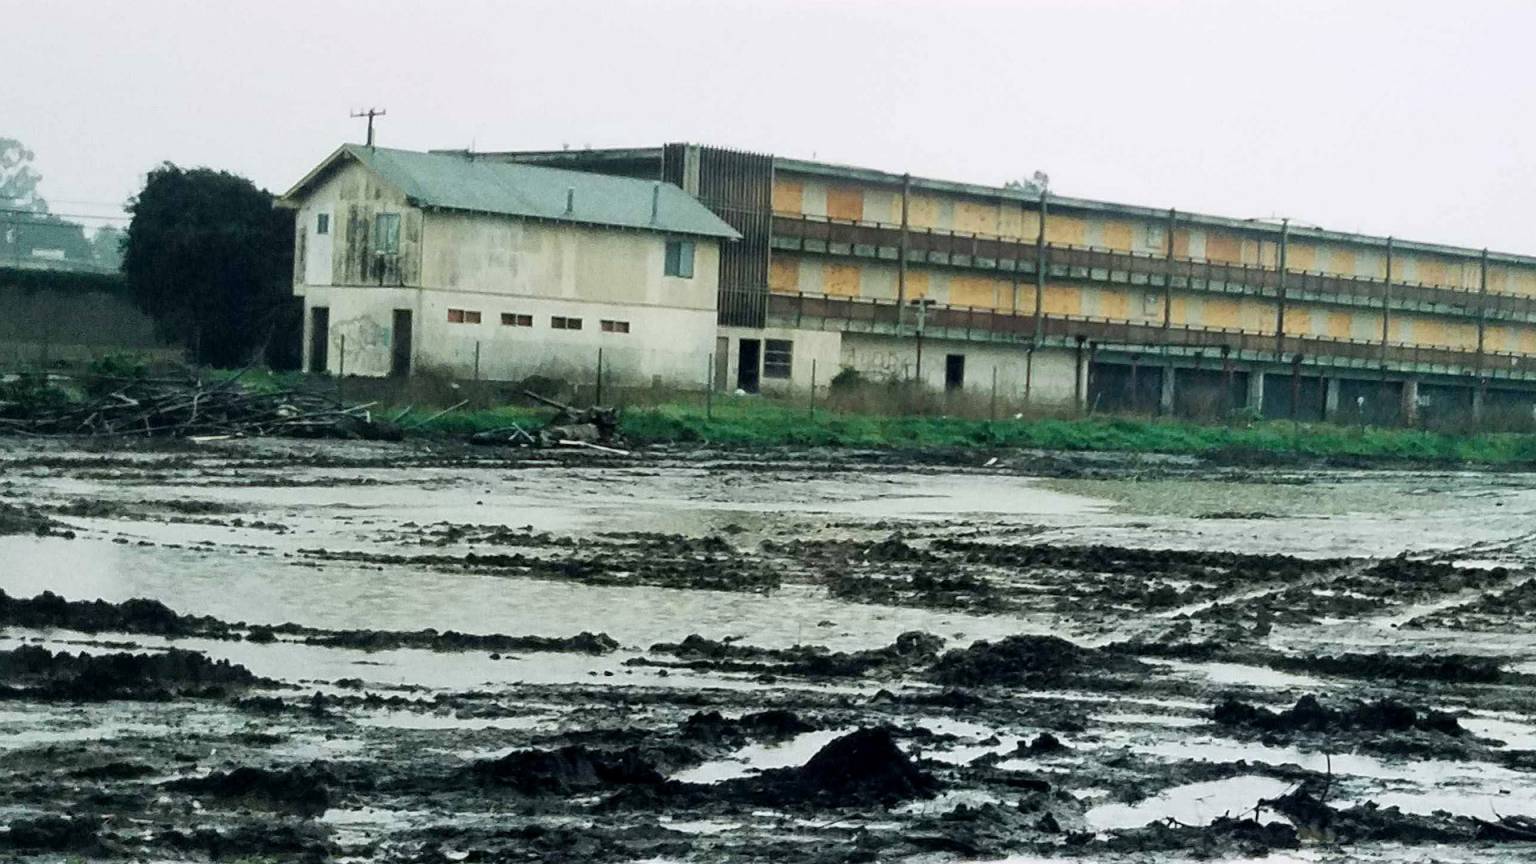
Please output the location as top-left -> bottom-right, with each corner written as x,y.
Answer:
839,332 -> 1083,405
292,160 -> 723,386
717,326 -> 843,394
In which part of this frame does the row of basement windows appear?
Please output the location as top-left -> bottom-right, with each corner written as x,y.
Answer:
446,309 -> 630,333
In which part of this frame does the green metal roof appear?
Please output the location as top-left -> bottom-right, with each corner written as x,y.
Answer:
287,145 -> 739,240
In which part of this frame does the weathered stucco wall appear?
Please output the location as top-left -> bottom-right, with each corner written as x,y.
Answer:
293,165 -> 722,385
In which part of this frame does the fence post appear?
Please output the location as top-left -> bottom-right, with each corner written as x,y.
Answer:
706,353 -> 714,420
596,347 -> 604,406
810,359 -> 817,419
337,333 -> 346,401
990,366 -> 998,421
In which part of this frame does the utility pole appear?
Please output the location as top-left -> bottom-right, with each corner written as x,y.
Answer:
351,107 -> 387,147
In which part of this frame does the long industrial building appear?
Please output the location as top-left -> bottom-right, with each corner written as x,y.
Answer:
463,143 -> 1536,426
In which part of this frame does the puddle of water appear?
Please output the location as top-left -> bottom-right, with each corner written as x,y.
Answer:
671,728 -> 856,784
1085,775 -> 1294,831
1154,660 -> 1326,690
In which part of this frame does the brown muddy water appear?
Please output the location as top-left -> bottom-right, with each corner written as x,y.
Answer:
4,437 -> 1536,862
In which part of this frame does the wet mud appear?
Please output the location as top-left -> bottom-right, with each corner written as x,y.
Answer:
5,437 -> 1536,862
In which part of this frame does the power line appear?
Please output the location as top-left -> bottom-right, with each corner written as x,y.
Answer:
0,207 -> 130,223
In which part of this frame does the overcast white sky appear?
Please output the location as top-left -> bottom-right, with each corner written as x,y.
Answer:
7,0 -> 1535,251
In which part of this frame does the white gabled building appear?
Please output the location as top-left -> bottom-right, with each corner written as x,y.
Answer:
278,144 -> 739,385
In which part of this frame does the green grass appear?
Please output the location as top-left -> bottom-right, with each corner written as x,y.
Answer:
388,396 -> 1536,465
185,365 -> 1536,466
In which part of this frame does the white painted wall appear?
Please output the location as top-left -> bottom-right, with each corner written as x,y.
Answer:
839,332 -> 1083,405
291,159 -> 723,386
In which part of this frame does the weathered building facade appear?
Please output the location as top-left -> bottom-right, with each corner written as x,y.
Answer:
279,145 -> 738,385
486,144 -> 1536,424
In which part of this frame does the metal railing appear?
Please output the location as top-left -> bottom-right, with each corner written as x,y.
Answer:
765,289 -> 1536,380
770,213 -> 1536,323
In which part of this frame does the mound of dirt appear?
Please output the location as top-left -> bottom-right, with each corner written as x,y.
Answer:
0,590 -> 230,637
2,815 -> 104,854
472,745 -> 664,794
928,635 -> 1143,687
167,764 -> 336,815
1098,815 -> 1299,857
303,627 -> 618,655
648,631 -> 943,678
1213,695 -> 1462,737
0,503 -> 72,538
1268,652 -> 1504,684
703,727 -> 939,808
680,709 -> 817,745
0,645 -> 262,700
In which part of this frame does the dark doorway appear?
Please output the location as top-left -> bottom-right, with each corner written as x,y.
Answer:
391,309 -> 412,377
945,354 -> 965,391
308,306 -> 329,373
737,339 -> 761,393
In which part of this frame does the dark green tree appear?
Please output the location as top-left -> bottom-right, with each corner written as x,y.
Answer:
122,163 -> 296,368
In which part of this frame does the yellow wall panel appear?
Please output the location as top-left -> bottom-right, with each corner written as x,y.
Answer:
954,201 -> 996,235
769,257 -> 799,294
772,180 -> 803,215
1202,297 -> 1242,329
1100,220 -> 1135,252
907,195 -> 941,231
1328,247 -> 1357,277
1099,287 -> 1132,320
1508,269 -> 1536,298
1290,244 -> 1319,272
997,203 -> 1026,239
1205,232 -> 1243,264
1326,311 -> 1352,339
1045,215 -> 1086,246
1241,298 -> 1276,332
825,262 -> 861,297
1042,283 -> 1081,316
949,274 -> 999,309
1172,229 -> 1194,259
903,270 -> 930,300
825,186 -> 864,222
1169,295 -> 1190,326
1286,306 -> 1314,336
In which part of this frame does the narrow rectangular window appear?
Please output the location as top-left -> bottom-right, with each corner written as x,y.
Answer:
601,320 -> 630,334
374,212 -> 401,254
501,313 -> 532,327
763,339 -> 793,379
463,310 -> 481,324
447,309 -> 464,323
664,239 -> 695,278
316,213 -> 330,235
552,316 -> 583,330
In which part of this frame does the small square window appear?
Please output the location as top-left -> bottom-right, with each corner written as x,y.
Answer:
552,316 -> 583,330
601,320 -> 630,334
501,313 -> 533,327
316,213 -> 330,235
664,239 -> 695,278
374,212 -> 401,254
764,339 -> 793,379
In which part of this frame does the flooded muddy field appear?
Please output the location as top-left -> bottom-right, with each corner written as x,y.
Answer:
5,438 -> 1536,862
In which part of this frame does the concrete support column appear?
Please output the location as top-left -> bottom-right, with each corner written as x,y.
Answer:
1402,379 -> 1420,426
1324,377 -> 1341,421
1159,365 -> 1176,416
1473,383 -> 1486,423
1246,370 -> 1265,415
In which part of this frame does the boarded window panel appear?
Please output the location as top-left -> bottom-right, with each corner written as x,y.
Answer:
769,257 -> 799,293
771,179 -> 804,214
763,339 -> 792,379
375,213 -> 401,254
825,186 -> 864,221
664,240 -> 695,278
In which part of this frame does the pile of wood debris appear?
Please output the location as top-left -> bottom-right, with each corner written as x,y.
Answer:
0,371 -> 400,441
